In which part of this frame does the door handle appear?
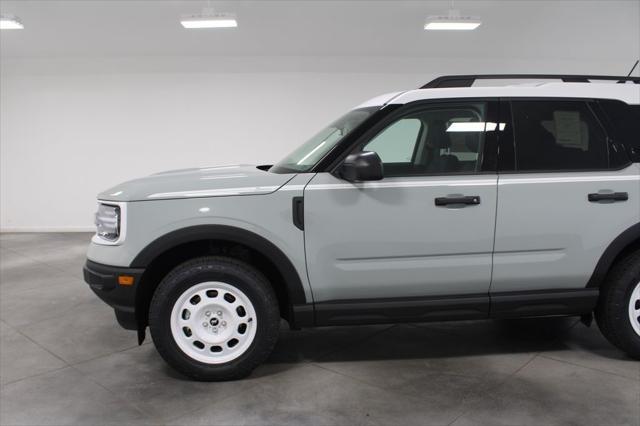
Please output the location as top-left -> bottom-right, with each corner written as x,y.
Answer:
588,192 -> 628,203
435,195 -> 481,207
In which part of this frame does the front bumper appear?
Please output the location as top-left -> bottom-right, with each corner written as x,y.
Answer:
83,260 -> 145,330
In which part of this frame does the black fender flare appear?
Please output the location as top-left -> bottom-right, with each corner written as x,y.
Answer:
131,225 -> 308,305
587,222 -> 640,288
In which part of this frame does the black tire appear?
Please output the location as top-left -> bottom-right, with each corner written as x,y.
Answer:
595,250 -> 640,360
149,256 -> 280,381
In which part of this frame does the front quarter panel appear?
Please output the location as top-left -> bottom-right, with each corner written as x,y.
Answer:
87,173 -> 316,303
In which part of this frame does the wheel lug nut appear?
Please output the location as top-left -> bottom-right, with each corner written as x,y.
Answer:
217,311 -> 222,316
221,321 -> 227,326
202,322 -> 208,327
205,311 -> 211,317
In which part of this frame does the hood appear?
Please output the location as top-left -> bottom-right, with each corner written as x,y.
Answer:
98,165 -> 295,202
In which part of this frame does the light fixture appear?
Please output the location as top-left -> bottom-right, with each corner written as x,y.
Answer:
424,18 -> 481,30
180,6 -> 237,29
424,2 -> 481,31
0,14 -> 24,30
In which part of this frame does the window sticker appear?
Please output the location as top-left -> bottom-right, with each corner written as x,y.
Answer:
553,111 -> 587,150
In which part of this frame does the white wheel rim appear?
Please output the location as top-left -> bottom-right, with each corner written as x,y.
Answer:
170,282 -> 257,364
630,281 -> 640,337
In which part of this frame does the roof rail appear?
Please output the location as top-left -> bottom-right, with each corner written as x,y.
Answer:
421,74 -> 640,89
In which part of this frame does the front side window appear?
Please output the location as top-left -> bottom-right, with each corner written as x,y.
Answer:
365,118 -> 422,163
360,103 -> 487,176
271,107 -> 377,173
511,101 -> 608,171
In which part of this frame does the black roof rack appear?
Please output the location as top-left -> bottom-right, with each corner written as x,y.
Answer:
421,74 -> 640,89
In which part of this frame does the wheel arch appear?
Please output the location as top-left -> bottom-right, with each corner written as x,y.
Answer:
587,222 -> 640,288
131,225 -> 309,332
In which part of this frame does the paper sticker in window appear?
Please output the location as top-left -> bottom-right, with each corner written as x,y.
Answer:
553,111 -> 587,151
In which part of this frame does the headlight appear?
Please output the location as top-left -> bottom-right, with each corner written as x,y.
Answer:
95,203 -> 120,242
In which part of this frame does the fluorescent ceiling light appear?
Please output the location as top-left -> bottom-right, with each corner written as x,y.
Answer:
424,6 -> 481,31
424,19 -> 481,30
0,15 -> 24,30
181,12 -> 237,29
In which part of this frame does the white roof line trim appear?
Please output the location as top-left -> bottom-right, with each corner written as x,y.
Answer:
148,185 -> 280,199
499,175 -> 640,185
302,175 -> 640,191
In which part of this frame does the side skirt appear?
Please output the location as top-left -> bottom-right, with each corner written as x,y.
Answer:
490,288 -> 599,319
291,288 -> 599,327
314,294 -> 489,327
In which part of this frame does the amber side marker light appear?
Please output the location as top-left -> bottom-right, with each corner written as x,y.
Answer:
118,275 -> 135,286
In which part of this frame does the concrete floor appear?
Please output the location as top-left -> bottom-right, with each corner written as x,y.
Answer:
0,233 -> 638,426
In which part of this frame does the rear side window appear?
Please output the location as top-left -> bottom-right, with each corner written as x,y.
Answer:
599,99 -> 640,162
511,101 -> 608,171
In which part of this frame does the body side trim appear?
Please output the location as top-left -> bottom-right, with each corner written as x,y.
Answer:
302,174 -> 639,191
498,175 -> 640,185
306,178 -> 496,191
147,185 -> 281,199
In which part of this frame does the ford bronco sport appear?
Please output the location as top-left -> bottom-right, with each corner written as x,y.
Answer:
84,74 -> 640,380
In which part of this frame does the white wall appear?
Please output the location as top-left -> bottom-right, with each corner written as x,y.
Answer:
1,0 -> 639,231
1,55 -> 638,231
0,57 -> 417,230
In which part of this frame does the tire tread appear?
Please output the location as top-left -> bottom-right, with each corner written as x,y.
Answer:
595,250 -> 640,359
149,256 -> 280,381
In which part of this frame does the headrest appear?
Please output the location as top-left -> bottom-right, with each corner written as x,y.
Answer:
427,120 -> 450,149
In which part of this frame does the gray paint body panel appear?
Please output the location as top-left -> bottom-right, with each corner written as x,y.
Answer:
98,164 -> 293,202
88,173 -> 316,302
492,164 -> 640,292
302,172 -> 498,301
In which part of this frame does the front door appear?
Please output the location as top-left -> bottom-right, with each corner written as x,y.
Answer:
303,101 -> 499,315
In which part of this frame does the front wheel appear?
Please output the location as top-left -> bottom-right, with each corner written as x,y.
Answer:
595,250 -> 640,360
149,256 -> 280,381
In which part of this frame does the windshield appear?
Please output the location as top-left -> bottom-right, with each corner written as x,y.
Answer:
270,107 -> 378,173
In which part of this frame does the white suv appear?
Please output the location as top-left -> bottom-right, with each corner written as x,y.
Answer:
84,74 -> 640,381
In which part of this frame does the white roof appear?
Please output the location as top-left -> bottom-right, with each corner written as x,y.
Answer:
355,91 -> 404,108
359,82 -> 640,108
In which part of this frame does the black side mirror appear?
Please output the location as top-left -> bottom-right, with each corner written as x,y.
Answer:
339,151 -> 384,182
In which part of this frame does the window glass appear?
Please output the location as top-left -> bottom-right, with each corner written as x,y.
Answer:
599,100 -> 638,164
511,101 -> 608,171
361,103 -> 486,176
365,119 -> 421,163
272,107 -> 377,173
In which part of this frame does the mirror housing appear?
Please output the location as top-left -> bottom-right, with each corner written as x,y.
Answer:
339,151 -> 384,182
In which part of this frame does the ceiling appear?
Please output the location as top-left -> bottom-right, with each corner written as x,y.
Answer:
1,0 -> 639,62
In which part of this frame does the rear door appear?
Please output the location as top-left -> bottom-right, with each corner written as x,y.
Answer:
492,99 -> 640,304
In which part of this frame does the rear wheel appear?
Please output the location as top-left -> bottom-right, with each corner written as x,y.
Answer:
149,256 -> 280,380
595,250 -> 640,360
